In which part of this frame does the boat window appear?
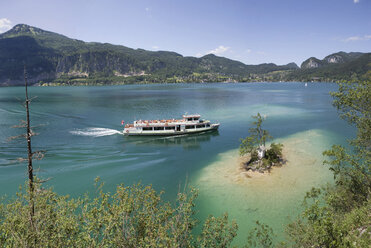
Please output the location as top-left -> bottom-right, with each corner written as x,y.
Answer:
143,127 -> 153,131
194,117 -> 199,121
206,123 -> 210,127
187,118 -> 193,121
154,127 -> 165,130
196,124 -> 206,128
185,125 -> 195,129
165,126 -> 175,130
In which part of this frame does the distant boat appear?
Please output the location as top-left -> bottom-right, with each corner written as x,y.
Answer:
305,83 -> 308,87
123,114 -> 219,136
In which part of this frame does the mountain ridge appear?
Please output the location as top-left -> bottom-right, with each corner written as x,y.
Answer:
0,24 -> 369,86
301,51 -> 364,69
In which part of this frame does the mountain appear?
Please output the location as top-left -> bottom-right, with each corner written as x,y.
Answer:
0,24 -> 369,86
301,57 -> 324,69
300,52 -> 364,69
290,52 -> 370,81
0,24 -> 298,86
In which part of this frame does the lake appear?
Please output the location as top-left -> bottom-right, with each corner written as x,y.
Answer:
0,82 -> 354,244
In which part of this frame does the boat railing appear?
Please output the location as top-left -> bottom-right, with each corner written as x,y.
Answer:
125,118 -> 208,128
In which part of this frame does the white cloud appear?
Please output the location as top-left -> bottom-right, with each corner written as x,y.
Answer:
195,45 -> 231,57
0,18 -> 12,33
344,35 -> 371,42
345,36 -> 362,42
145,7 -> 150,12
207,45 -> 230,55
152,45 -> 159,50
353,0 -> 359,3
246,49 -> 252,53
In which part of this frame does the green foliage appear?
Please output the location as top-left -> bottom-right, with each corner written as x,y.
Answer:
240,136 -> 257,157
0,181 -> 238,247
246,221 -> 274,248
322,80 -> 371,212
286,80 -> 371,247
240,113 -> 272,157
251,113 -> 272,147
198,213 -> 238,248
286,188 -> 371,248
0,184 -> 82,247
250,149 -> 259,163
323,145 -> 370,212
286,53 -> 371,82
265,143 -> 283,164
240,114 -> 283,171
331,80 -> 371,152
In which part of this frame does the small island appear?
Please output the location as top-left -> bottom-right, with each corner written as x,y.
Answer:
239,113 -> 285,173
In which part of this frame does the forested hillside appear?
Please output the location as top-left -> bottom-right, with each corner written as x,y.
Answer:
0,24 -> 369,86
0,24 -> 296,86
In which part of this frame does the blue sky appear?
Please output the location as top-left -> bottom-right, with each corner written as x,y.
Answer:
0,0 -> 370,65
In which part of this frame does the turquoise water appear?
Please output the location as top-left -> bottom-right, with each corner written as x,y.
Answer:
0,83 -> 355,243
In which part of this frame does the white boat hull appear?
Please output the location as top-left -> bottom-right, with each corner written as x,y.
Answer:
124,123 -> 219,136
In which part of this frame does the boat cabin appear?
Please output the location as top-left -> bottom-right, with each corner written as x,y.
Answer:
182,114 -> 201,122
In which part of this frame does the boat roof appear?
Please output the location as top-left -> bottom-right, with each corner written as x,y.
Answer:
182,114 -> 201,118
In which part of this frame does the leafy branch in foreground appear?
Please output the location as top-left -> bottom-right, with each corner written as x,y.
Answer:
246,221 -> 274,248
323,80 -> 370,211
0,180 -> 238,248
286,80 -> 371,247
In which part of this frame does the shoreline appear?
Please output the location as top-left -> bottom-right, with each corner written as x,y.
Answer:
0,81 -> 336,87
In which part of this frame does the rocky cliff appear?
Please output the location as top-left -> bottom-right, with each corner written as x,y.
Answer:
301,52 -> 364,69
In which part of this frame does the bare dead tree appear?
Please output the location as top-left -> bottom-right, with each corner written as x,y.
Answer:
6,66 -> 49,247
24,66 -> 35,223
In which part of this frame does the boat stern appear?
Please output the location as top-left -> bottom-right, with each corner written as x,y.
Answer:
123,124 -> 137,135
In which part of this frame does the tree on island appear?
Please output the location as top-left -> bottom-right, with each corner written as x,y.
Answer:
240,113 -> 283,172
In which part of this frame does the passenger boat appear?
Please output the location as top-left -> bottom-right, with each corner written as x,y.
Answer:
123,114 -> 219,136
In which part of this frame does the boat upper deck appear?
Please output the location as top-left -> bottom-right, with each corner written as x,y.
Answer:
124,117 -> 208,128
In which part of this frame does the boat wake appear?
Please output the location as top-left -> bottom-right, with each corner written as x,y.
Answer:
70,128 -> 123,137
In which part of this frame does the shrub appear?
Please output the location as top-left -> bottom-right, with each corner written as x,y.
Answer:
0,181 -> 238,248
265,143 -> 283,164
